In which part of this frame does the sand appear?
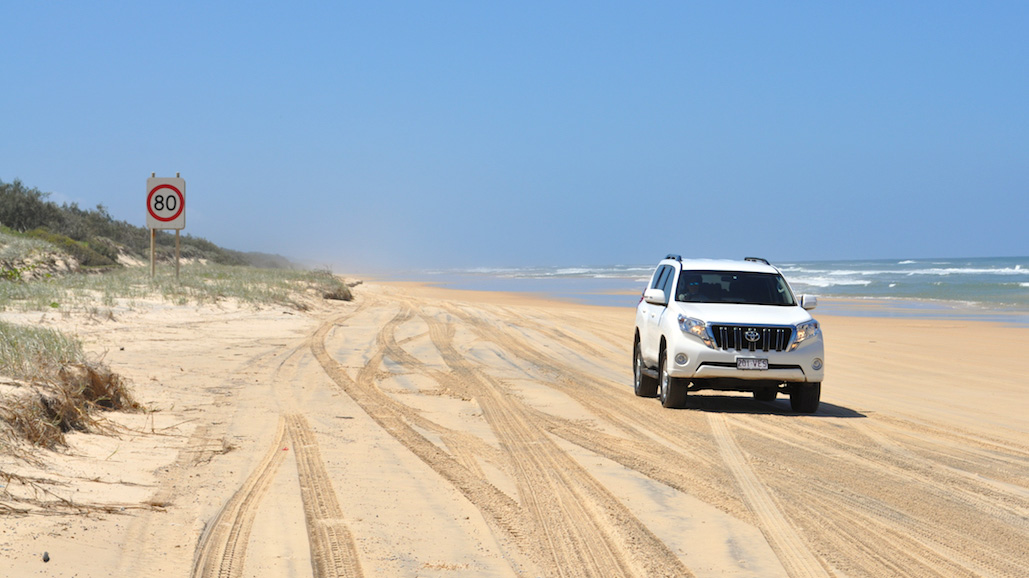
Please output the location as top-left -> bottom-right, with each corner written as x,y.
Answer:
1,281 -> 1027,577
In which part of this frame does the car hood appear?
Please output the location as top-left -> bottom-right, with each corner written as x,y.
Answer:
673,303 -> 814,326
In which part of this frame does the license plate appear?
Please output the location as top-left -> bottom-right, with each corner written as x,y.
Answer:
737,358 -> 769,370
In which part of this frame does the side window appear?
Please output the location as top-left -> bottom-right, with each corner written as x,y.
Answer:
650,265 -> 669,291
650,267 -> 666,292
660,267 -> 676,303
647,265 -> 673,304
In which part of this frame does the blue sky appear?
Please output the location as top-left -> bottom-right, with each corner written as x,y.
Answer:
2,2 -> 1026,271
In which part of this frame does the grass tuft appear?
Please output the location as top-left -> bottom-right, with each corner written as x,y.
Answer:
313,268 -> 355,301
58,363 -> 140,411
0,320 -> 83,377
1,321 -> 139,449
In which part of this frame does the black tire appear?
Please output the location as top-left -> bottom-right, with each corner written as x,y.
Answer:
633,338 -> 658,397
754,388 -> 777,402
789,382 -> 821,413
658,349 -> 688,408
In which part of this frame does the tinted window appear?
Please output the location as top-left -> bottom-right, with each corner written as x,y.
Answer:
650,266 -> 665,289
675,271 -> 796,306
650,265 -> 670,290
646,265 -> 674,304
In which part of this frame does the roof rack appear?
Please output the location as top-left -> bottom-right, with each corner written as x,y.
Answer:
744,257 -> 770,265
665,254 -> 682,261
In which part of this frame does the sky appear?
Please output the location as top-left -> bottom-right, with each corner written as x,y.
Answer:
2,2 -> 1027,272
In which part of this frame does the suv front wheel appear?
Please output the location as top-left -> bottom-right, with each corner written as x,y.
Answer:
789,383 -> 821,414
658,349 -> 688,409
633,337 -> 658,397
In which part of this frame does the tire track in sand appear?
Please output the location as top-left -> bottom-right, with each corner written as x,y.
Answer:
389,301 -> 691,576
309,310 -> 533,561
708,414 -> 830,578
192,416 -> 290,578
286,413 -> 364,578
192,413 -> 365,578
727,414 -> 1028,577
313,300 -> 690,577
418,310 -> 689,578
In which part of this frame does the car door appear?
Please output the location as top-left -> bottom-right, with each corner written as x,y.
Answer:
640,264 -> 672,364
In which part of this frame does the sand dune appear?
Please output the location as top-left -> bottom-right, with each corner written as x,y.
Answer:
2,281 -> 1027,577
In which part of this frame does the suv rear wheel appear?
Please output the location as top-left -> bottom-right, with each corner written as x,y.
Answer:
633,337 -> 658,397
658,349 -> 688,408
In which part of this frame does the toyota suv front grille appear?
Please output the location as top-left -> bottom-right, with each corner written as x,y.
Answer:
712,325 -> 793,352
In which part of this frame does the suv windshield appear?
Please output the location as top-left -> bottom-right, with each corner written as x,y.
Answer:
675,271 -> 797,306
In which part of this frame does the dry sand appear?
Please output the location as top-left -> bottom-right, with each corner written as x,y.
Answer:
1,281 -> 1027,577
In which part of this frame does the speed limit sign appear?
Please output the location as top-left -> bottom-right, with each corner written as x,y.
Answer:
146,176 -> 185,229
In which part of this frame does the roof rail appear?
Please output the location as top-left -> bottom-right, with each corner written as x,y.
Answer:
744,256 -> 770,265
665,254 -> 682,261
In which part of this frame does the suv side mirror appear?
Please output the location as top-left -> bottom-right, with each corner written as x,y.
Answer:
643,288 -> 668,306
800,295 -> 818,310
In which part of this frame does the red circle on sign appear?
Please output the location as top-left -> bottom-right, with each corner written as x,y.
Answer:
147,184 -> 185,222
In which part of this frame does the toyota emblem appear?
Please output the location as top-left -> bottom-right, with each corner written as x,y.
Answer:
744,329 -> 761,343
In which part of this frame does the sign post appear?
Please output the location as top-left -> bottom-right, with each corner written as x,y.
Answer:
146,173 -> 186,280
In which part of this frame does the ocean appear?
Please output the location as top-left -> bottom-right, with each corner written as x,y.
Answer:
412,256 -> 1029,325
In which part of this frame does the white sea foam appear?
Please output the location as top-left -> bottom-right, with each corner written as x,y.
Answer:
906,267 -> 1028,276
789,276 -> 873,288
551,268 -> 592,276
461,266 -> 528,276
784,265 -> 1028,277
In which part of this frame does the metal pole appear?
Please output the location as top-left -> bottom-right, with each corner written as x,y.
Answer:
175,172 -> 181,282
175,229 -> 180,281
150,172 -> 156,280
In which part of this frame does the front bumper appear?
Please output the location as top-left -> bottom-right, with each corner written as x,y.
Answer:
666,338 -> 824,383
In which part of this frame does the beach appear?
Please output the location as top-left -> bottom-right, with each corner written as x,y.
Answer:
1,280 -> 1027,577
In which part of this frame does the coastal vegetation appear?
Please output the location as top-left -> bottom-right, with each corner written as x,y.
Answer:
0,178 -> 354,451
0,178 -> 293,269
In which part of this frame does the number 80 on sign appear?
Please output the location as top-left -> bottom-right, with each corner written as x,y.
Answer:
146,177 -> 185,230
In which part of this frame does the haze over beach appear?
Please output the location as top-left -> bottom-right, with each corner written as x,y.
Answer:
2,3 -> 1028,578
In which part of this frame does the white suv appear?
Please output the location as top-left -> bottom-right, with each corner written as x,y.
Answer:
633,255 -> 824,413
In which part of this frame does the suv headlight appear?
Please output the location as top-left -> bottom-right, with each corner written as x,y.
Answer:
791,320 -> 820,350
678,314 -> 714,348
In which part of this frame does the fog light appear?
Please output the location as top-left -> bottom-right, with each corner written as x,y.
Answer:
812,358 -> 823,370
675,353 -> 688,365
